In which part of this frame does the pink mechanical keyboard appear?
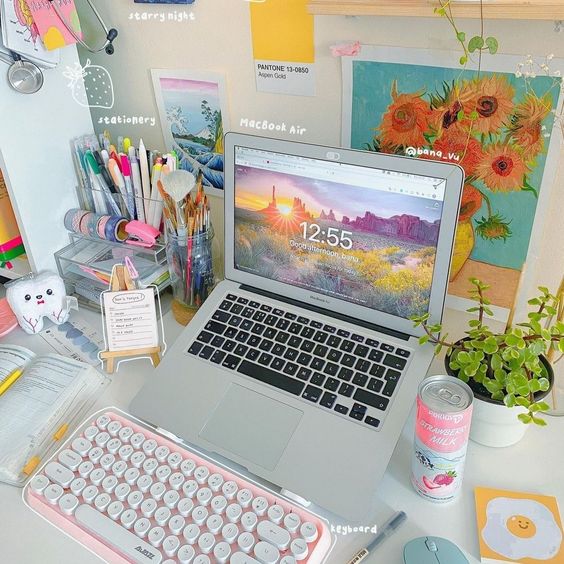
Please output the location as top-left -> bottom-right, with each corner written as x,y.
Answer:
23,409 -> 332,564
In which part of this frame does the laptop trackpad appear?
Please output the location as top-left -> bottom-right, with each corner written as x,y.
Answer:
199,384 -> 303,471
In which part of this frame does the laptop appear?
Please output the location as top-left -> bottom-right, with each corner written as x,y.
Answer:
131,132 -> 463,522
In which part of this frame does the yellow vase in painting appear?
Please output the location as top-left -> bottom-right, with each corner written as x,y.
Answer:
450,220 -> 475,281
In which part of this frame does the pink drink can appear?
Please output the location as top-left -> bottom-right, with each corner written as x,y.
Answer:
411,375 -> 473,503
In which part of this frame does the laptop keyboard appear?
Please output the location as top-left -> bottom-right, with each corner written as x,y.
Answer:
187,293 -> 412,431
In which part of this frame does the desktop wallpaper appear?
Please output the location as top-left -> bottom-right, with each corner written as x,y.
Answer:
234,166 -> 443,319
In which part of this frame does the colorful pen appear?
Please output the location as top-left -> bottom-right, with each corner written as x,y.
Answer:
0,368 -> 24,396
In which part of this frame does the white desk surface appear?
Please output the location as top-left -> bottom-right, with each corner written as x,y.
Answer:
0,306 -> 562,564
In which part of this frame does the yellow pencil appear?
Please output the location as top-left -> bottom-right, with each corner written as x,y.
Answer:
0,368 -> 24,396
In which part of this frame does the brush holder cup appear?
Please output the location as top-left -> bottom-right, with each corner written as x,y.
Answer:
166,226 -> 218,325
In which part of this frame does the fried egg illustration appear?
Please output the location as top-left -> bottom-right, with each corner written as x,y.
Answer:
482,497 -> 562,560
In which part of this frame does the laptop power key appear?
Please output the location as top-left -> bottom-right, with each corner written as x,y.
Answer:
238,361 -> 305,396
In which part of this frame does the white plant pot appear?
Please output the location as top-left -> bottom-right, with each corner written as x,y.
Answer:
470,396 -> 529,447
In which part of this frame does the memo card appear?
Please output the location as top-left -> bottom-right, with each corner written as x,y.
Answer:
102,288 -> 159,352
475,486 -> 563,563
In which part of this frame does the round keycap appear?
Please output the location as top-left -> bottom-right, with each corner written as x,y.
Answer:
198,532 -> 215,554
164,489 -> 181,509
300,521 -> 318,542
142,438 -> 158,456
155,506 -> 171,526
193,556 -> 211,564
252,496 -> 269,516
283,513 -> 301,533
94,492 -> 111,512
111,460 -> 127,478
137,474 -> 153,493
143,458 -> 158,475
167,452 -> 183,469
134,517 -> 151,537
191,505 -> 209,525
156,465 -> 172,483
127,490 -> 144,509
238,532 -> 256,553
182,480 -> 198,498
84,425 -> 99,441
221,523 -> 239,544
82,485 -> 98,504
88,447 -> 104,464
280,557 -> 297,564
106,438 -> 122,455
118,445 -> 134,461
100,475 -> 118,494
169,514 -> 186,535
290,538 -> 309,560
222,481 -> 238,500
148,526 -> 165,547
268,504 -> 285,524
130,432 -> 145,449
78,460 -> 94,478
177,497 -> 194,517
130,451 -> 146,468
45,484 -> 64,505
124,467 -> 140,485
155,445 -> 170,462
196,487 -> 213,506
107,500 -> 124,520
206,514 -> 224,534
211,495 -> 228,514
96,415 -> 110,429
169,471 -> 185,490
118,426 -> 134,443
71,437 -> 92,456
90,468 -> 106,486
177,545 -> 196,563
194,466 -> 210,484
150,481 -> 166,500
107,420 -> 122,436
100,453 -> 115,471
213,541 -> 231,563
70,477 -> 87,496
163,535 -> 181,557
208,473 -> 224,492
226,503 -> 243,523
59,493 -> 79,515
255,541 -> 280,564
180,459 -> 196,477
30,475 -> 49,494
121,508 -> 137,529
141,498 -> 158,518
241,511 -> 258,532
115,482 -> 131,501
236,488 -> 253,508
183,523 -> 200,545
95,431 -> 110,448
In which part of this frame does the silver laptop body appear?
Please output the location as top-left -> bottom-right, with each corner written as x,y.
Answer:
130,133 -> 463,522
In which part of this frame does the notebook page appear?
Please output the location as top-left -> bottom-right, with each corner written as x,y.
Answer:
0,344 -> 35,381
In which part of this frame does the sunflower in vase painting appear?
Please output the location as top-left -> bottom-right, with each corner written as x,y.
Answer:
365,74 -> 554,282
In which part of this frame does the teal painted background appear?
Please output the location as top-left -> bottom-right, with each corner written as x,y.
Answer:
350,60 -> 559,270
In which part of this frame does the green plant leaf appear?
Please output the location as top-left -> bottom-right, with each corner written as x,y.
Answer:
484,336 -> 498,354
419,335 -> 430,345
434,344 -> 443,355
518,413 -> 532,424
457,31 -> 466,42
504,393 -> 516,408
485,36 -> 499,54
538,377 -> 550,392
515,396 -> 531,408
528,379 -> 541,393
459,56 -> 468,66
469,110 -> 479,120
468,36 -> 485,52
457,109 -> 465,121
536,401 -> 550,412
531,415 -> 547,426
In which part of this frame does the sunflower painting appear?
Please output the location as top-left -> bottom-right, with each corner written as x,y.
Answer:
343,47 -> 562,310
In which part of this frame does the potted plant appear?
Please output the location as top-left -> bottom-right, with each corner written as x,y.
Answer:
412,278 -> 564,447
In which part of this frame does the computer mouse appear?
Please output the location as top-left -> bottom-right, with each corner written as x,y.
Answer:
404,536 -> 469,564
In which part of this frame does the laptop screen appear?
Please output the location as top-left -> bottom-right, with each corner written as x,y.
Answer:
233,145 -> 447,320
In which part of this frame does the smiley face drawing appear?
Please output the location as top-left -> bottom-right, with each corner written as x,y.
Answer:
482,497 -> 563,560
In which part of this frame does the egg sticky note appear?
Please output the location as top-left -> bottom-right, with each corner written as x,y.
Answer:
475,487 -> 563,563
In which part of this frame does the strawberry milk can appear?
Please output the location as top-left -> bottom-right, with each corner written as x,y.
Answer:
411,375 -> 473,502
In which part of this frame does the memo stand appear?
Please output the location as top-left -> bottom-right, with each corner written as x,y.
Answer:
99,260 -> 165,374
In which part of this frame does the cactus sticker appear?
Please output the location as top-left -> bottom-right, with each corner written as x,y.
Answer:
63,59 -> 114,109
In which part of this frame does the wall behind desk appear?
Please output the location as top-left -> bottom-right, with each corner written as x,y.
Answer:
80,1 -> 564,307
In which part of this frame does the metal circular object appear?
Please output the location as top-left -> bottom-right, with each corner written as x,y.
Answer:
7,59 -> 44,94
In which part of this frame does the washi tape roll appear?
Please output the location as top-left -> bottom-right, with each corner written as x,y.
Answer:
97,215 -> 110,239
79,212 -> 94,236
86,212 -> 102,238
64,209 -> 90,233
104,216 -> 129,243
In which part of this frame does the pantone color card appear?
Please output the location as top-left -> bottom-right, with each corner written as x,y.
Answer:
102,289 -> 159,352
250,0 -> 315,96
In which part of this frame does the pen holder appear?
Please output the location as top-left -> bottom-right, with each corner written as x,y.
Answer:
166,225 -> 218,325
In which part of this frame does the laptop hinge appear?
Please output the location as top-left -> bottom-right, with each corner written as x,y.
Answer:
240,284 -> 411,341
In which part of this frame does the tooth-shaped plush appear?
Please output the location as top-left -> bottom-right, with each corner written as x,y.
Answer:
6,272 -> 71,335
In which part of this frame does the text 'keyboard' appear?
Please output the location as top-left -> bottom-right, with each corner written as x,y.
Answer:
24,410 -> 332,564
187,293 -> 412,431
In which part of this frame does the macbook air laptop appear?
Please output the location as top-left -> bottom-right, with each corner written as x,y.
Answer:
130,133 -> 463,522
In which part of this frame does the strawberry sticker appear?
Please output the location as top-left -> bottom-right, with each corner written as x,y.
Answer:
63,59 -> 114,109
